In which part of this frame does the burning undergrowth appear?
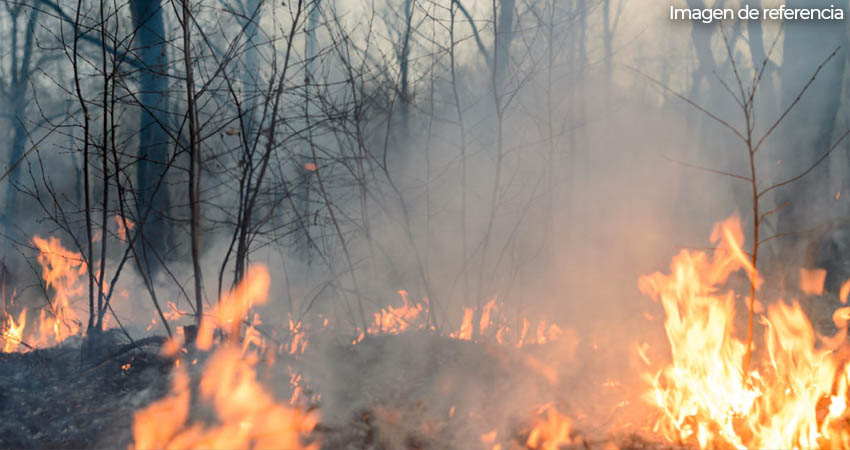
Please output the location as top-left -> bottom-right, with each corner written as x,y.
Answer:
124,266 -> 609,450
0,242 -> 603,449
4,215 -> 850,448
637,216 -> 850,448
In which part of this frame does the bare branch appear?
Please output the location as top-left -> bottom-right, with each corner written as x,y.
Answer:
628,65 -> 747,142
752,47 -> 840,154
758,128 -> 850,198
662,154 -> 752,182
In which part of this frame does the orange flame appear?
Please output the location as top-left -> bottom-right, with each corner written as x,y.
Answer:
114,214 -> 135,242
132,365 -> 191,450
286,316 -> 308,355
479,298 -> 498,335
451,307 -> 475,340
841,279 -> 850,305
444,298 -> 564,348
14,236 -> 87,348
196,265 -> 270,351
800,267 -> 827,295
641,216 -> 850,448
526,404 -> 572,450
2,309 -> 26,352
131,264 -> 317,449
368,290 -> 426,334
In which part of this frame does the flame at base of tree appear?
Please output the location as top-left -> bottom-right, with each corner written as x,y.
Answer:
131,265 -> 318,450
131,344 -> 318,450
640,215 -> 850,448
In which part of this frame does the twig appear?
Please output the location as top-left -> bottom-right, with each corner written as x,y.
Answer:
661,155 -> 751,182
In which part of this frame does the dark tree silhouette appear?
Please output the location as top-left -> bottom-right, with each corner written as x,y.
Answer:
129,0 -> 173,277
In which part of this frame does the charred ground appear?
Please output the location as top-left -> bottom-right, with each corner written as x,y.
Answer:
0,331 -> 662,450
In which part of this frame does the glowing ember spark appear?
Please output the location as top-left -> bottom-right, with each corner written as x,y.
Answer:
164,301 -> 188,322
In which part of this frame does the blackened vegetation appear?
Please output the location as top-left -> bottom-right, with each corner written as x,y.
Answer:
0,331 -> 171,449
0,332 -> 663,449
314,332 -> 657,449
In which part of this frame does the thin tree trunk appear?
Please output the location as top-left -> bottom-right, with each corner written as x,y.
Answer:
181,0 -> 204,325
72,0 -> 94,334
399,0 -> 413,131
494,0 -> 515,85
130,0 -> 172,277
449,0 -> 469,306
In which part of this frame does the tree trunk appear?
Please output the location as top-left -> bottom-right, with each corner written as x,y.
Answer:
130,0 -> 172,276
494,0 -> 515,86
2,7 -> 39,259
400,0 -> 412,131
685,0 -> 717,100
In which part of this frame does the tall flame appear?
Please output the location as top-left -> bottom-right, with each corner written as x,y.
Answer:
131,264 -> 318,449
2,309 -> 26,352
32,235 -> 85,345
641,216 -> 850,448
1,236 -> 86,352
196,265 -> 270,351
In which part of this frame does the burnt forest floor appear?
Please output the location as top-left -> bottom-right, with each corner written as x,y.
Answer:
0,330 -> 669,450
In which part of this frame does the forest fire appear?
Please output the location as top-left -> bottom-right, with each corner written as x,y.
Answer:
4,0 -> 850,447
6,217 -> 850,449
2,308 -> 25,352
363,290 -> 565,349
0,236 -> 85,352
525,404 -> 573,450
640,216 -> 850,448
367,290 -> 428,334
132,343 -> 318,450
132,265 -> 319,449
